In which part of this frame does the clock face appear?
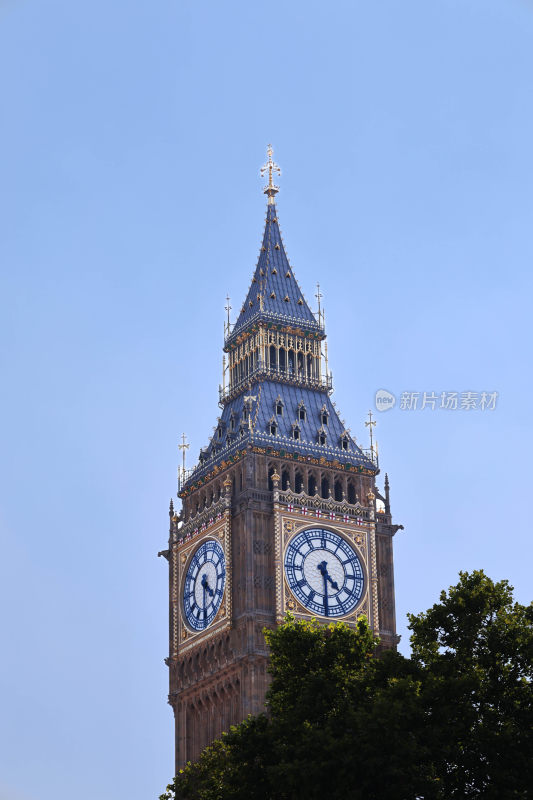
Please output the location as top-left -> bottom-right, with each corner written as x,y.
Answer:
183,539 -> 226,632
284,527 -> 364,618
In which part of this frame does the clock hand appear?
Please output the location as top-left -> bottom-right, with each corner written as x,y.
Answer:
317,560 -> 339,617
201,573 -> 215,598
317,560 -> 330,616
317,560 -> 339,591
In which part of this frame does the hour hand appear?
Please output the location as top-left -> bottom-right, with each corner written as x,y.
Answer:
317,560 -> 338,591
201,573 -> 214,597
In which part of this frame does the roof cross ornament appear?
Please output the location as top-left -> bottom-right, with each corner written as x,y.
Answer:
260,144 -> 281,205
178,432 -> 190,487
365,411 -> 376,460
225,295 -> 232,337
315,282 -> 323,326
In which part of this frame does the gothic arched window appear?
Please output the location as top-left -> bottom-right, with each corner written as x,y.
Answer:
288,349 -> 295,375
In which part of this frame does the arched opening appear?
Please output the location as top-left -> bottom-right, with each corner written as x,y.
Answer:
269,345 -> 276,371
282,469 -> 290,491
308,474 -> 317,496
295,470 -> 304,493
321,476 -> 330,499
307,353 -> 313,380
288,349 -> 295,375
347,482 -> 356,504
297,351 -> 304,376
334,480 -> 343,501
279,348 -> 286,373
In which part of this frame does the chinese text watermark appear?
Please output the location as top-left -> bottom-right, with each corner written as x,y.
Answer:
375,389 -> 498,413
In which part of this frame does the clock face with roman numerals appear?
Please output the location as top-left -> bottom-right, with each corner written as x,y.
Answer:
183,539 -> 226,631
284,528 -> 364,618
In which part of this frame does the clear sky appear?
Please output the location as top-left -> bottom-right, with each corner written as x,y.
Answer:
1,1 -> 532,798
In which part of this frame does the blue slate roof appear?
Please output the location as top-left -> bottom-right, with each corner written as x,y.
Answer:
227,203 -> 323,343
180,198 -> 375,494
183,380 -> 376,488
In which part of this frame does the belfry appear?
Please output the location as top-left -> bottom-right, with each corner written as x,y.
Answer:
161,146 -> 403,770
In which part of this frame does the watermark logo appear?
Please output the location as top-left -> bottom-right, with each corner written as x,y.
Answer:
375,390 -> 498,412
375,389 -> 396,412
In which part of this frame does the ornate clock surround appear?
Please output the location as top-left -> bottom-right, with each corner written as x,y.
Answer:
276,512 -> 376,627
173,489 -> 233,655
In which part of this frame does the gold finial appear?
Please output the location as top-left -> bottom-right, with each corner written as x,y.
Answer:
315,282 -> 322,314
224,295 -> 232,337
260,144 -> 281,205
315,282 -> 324,326
178,433 -> 190,485
365,411 -> 376,458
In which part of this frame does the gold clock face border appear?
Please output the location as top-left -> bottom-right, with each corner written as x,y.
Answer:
176,519 -> 231,652
278,515 -> 370,624
181,536 -> 226,634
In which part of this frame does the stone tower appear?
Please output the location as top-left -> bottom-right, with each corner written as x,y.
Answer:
161,146 -> 403,771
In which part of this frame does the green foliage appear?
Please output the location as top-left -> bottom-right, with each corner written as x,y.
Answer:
407,570 -> 533,799
162,571 -> 533,800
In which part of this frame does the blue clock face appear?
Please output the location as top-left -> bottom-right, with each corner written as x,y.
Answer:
183,539 -> 226,632
284,528 -> 364,617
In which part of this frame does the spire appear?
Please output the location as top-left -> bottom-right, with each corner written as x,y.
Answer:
229,203 -> 320,339
260,144 -> 281,205
227,145 -> 322,341
179,148 -> 378,494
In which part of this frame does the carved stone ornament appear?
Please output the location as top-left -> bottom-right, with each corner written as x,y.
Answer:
283,520 -> 294,535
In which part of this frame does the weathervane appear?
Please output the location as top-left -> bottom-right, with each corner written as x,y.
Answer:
260,144 -> 281,204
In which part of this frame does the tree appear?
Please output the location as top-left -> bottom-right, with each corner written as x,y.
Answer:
407,570 -> 533,799
161,571 -> 533,800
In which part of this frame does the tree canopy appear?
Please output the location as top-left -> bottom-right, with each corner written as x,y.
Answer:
161,571 -> 533,800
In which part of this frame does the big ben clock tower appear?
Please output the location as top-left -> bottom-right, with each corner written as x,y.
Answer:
161,146 -> 403,770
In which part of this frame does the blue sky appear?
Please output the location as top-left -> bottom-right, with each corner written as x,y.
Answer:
1,1 -> 532,798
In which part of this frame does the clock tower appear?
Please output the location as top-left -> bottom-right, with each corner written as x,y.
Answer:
161,146 -> 403,771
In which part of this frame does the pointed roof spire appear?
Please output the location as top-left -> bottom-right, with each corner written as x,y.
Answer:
227,146 -> 323,344
260,144 -> 281,205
